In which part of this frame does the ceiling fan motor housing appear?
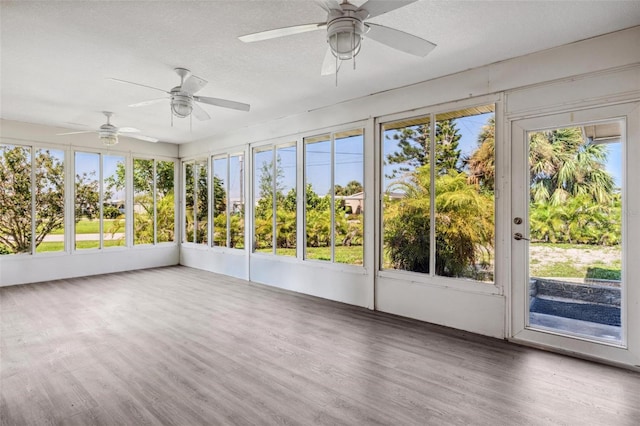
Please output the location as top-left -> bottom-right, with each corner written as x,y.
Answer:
326,4 -> 368,60
170,87 -> 193,118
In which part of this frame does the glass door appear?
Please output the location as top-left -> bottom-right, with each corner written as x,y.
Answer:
510,104 -> 638,360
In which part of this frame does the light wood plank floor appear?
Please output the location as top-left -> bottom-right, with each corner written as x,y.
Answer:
1,266 -> 639,425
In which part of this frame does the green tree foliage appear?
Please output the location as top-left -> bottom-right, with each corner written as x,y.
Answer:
385,119 -> 462,177
384,165 -> 494,278
334,180 -> 363,196
75,171 -> 100,221
465,117 -> 495,191
529,127 -> 614,205
0,146 -> 64,254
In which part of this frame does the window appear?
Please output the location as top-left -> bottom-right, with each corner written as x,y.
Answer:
75,152 -> 126,250
304,129 -> 364,265
0,145 -> 65,255
253,143 -> 296,255
382,105 -> 495,282
212,153 -> 245,249
184,159 -> 208,244
133,158 -> 175,245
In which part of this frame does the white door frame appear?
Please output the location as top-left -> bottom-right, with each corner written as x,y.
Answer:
509,102 -> 640,368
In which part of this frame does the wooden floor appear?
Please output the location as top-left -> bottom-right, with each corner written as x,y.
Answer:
1,266 -> 639,425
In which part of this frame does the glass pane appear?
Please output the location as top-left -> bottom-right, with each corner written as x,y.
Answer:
156,160 -> 175,243
435,107 -> 495,281
381,116 -> 431,272
195,160 -> 208,245
103,155 -> 125,248
276,144 -> 296,257
527,122 -> 623,343
254,147 -> 274,253
212,157 -> 228,247
334,129 -> 364,265
229,154 -> 244,249
305,134 -> 331,261
75,152 -> 100,250
35,149 -> 65,254
184,162 -> 195,243
0,145 -> 32,255
133,158 -> 154,245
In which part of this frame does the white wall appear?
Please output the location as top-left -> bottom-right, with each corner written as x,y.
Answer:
179,27 -> 640,348
0,119 -> 180,286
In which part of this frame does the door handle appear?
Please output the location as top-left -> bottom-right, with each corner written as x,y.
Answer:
514,232 -> 529,241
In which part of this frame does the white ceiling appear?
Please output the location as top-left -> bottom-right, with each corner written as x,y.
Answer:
1,0 -> 639,144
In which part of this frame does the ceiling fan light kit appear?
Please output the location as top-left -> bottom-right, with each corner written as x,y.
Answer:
326,4 -> 367,60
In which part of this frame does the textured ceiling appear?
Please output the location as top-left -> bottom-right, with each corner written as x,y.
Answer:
1,0 -> 639,144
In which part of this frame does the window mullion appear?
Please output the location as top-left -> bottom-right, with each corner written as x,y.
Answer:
429,114 -> 436,276
30,146 -> 36,255
331,134 -> 336,263
271,147 -> 277,254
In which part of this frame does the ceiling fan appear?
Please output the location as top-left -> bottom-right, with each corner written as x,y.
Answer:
108,68 -> 250,123
239,0 -> 436,76
57,111 -> 158,145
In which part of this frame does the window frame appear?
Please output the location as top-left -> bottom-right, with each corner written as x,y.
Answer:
376,95 -> 503,293
302,126 -> 365,266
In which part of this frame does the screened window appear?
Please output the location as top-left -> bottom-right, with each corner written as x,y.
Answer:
184,159 -> 208,244
74,152 -> 125,250
212,153 -> 245,249
382,105 -> 495,282
253,143 -> 296,255
133,158 -> 175,245
1,145 -> 66,255
304,129 -> 364,265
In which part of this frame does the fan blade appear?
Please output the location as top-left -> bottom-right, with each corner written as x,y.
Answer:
321,47 -> 341,76
194,96 -> 250,112
239,22 -> 326,42
358,0 -> 418,18
57,130 -> 95,136
107,78 -> 169,94
192,103 -> 211,121
129,98 -> 168,108
118,127 -> 140,133
127,134 -> 158,143
315,0 -> 341,12
182,74 -> 208,95
366,23 -> 436,57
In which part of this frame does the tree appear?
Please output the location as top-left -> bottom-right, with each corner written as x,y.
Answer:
0,146 -> 64,254
386,119 -> 462,177
75,171 -> 100,221
384,165 -> 494,278
335,180 -> 363,196
529,127 -> 614,205
465,116 -> 495,191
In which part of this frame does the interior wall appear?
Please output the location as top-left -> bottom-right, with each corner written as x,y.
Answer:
0,120 -> 180,287
179,27 -> 640,344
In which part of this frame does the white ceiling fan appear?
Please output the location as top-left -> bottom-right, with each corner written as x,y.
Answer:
108,68 -> 250,123
239,0 -> 436,76
57,111 -> 158,145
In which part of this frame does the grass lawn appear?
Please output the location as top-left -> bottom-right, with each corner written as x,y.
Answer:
257,245 -> 363,265
529,243 -> 621,280
36,239 -> 125,253
50,219 -> 120,235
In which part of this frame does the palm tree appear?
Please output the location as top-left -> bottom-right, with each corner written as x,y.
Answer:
529,127 -> 614,204
384,165 -> 494,278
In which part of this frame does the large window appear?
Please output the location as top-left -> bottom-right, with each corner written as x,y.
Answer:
184,159 -> 208,244
382,105 -> 495,282
212,153 -> 245,249
253,143 -> 296,255
133,158 -> 175,245
74,152 -> 126,250
304,129 -> 364,265
0,145 -> 65,255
